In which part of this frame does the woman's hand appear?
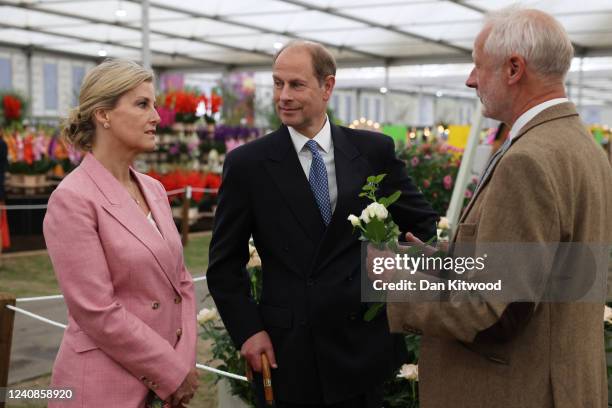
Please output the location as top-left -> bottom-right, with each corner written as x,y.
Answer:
170,368 -> 199,407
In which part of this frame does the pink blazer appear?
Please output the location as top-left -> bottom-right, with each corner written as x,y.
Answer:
43,153 -> 197,408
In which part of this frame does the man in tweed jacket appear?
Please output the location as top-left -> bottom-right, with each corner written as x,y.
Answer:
387,7 -> 612,408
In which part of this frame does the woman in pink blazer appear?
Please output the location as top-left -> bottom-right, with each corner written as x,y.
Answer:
43,59 -> 198,408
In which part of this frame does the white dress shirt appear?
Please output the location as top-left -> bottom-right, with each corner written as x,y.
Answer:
288,117 -> 338,212
509,98 -> 569,141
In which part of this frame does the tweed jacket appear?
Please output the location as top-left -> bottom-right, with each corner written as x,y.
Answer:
387,102 -> 612,408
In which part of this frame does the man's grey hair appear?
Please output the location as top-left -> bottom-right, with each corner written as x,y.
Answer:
483,6 -> 574,79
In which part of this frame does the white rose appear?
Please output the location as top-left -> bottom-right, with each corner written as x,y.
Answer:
360,208 -> 371,223
347,214 -> 361,227
438,217 -> 450,230
604,305 -> 612,324
366,202 -> 388,220
374,204 -> 388,220
397,363 -> 418,381
208,149 -> 219,161
197,307 -> 219,325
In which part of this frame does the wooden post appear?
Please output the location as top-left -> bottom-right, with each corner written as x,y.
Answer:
0,293 -> 16,408
181,186 -> 192,246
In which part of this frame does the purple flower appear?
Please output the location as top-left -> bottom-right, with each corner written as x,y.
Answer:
443,175 -> 453,190
48,136 -> 57,158
169,144 -> 180,155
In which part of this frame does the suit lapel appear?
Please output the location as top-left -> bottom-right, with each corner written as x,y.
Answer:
458,102 -> 579,224
313,125 -> 369,272
263,127 -> 326,242
81,154 -> 180,294
133,171 -> 182,262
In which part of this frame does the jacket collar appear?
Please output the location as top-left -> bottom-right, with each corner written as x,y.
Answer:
80,153 -> 181,293
458,102 -> 580,225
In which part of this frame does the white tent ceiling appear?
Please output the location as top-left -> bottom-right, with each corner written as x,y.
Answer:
1,0 -> 612,69
1,0 -> 612,107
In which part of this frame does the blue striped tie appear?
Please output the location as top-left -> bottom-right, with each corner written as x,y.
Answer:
305,140 -> 332,226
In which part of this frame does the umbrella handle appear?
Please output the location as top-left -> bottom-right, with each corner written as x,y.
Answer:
244,354 -> 275,406
261,354 -> 275,406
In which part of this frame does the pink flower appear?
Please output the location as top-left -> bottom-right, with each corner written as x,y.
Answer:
465,189 -> 473,198
411,156 -> 419,167
443,175 -> 453,190
423,179 -> 431,188
157,106 -> 176,129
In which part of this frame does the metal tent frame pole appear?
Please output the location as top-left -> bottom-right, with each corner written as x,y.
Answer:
445,100 -> 483,236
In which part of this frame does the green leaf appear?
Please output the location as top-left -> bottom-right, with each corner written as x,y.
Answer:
362,184 -> 375,191
383,190 -> 402,207
358,192 -> 368,197
365,218 -> 387,243
375,174 -> 387,183
364,302 -> 385,322
367,175 -> 377,183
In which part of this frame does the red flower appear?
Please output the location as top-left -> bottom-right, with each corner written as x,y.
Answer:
443,175 -> 453,190
164,91 -> 199,114
23,135 -> 34,165
146,169 -> 162,182
198,94 -> 208,111
3,95 -> 22,120
203,173 -> 221,194
210,92 -> 223,114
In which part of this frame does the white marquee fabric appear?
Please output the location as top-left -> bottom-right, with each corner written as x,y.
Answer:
1,0 -> 611,68
1,0 -> 611,105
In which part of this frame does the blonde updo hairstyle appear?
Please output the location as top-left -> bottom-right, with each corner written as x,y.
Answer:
62,58 -> 154,151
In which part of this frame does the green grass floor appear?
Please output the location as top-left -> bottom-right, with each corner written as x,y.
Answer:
0,233 -> 211,297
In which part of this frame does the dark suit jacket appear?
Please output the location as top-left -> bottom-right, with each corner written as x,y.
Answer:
207,123 -> 437,404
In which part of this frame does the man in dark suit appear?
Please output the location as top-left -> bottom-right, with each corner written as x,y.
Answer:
207,40 -> 437,407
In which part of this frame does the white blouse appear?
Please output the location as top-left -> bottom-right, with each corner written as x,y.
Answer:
146,212 -> 162,237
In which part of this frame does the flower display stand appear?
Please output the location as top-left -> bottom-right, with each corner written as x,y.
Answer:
22,174 -> 46,187
7,174 -> 55,195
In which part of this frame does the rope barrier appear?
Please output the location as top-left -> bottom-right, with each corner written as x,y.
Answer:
196,363 -> 248,382
17,294 -> 64,302
165,188 -> 186,196
5,299 -> 247,383
190,188 -> 219,193
15,275 -> 206,302
0,204 -> 48,210
6,304 -> 67,329
0,187 -> 217,210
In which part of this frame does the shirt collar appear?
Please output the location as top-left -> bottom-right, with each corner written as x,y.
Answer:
288,116 -> 332,154
509,98 -> 569,140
